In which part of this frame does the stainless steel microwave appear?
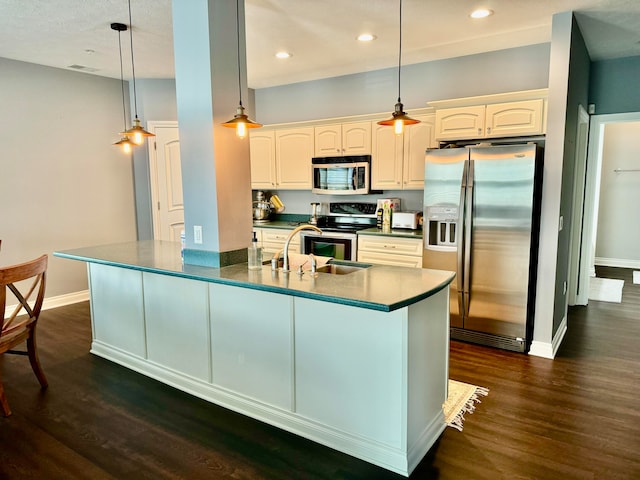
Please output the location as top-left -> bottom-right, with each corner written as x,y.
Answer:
312,155 -> 371,195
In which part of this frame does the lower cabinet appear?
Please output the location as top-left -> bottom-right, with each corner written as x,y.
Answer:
254,227 -> 301,258
357,235 -> 423,268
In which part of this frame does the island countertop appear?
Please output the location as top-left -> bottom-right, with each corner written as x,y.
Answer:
55,240 -> 454,312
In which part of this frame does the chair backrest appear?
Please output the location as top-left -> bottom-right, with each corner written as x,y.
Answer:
0,255 -> 48,337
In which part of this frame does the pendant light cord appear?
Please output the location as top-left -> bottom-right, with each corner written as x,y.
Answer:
397,0 -> 402,103
127,0 -> 139,118
118,29 -> 128,130
236,0 -> 243,107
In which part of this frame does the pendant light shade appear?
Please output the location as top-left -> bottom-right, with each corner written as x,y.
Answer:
111,22 -> 134,154
378,0 -> 419,135
222,0 -> 262,138
121,0 -> 154,145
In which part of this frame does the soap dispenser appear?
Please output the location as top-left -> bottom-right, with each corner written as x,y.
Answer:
248,232 -> 262,270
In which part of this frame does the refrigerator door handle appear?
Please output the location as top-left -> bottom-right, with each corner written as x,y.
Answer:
457,160 -> 469,317
463,160 -> 474,317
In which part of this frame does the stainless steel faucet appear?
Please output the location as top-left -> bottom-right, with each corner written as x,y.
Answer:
272,224 -> 322,273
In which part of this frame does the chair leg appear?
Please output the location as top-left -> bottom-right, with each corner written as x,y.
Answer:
0,381 -> 11,417
27,330 -> 48,389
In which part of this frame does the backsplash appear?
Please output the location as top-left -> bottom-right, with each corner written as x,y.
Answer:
254,190 -> 424,217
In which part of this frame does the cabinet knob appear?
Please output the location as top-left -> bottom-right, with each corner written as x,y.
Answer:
478,128 -> 482,135
487,127 -> 492,134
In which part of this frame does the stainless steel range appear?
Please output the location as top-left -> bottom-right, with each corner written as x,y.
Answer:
299,202 -> 377,261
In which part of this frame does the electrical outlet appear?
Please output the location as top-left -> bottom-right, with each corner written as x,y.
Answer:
194,225 -> 203,244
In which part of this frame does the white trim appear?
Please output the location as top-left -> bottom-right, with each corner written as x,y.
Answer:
567,104 -> 590,306
580,111 -> 640,307
595,257 -> 640,269
5,290 -> 89,319
529,316 -> 567,359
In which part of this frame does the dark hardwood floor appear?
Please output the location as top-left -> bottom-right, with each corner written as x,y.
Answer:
1,266 -> 639,479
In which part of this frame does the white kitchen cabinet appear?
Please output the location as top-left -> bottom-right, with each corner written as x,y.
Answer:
485,99 -> 545,138
275,127 -> 314,189
249,127 -> 314,189
371,114 -> 436,190
255,227 -> 301,258
435,105 -> 485,141
435,98 -> 546,140
249,130 -> 277,189
314,121 -> 371,156
357,235 -> 423,268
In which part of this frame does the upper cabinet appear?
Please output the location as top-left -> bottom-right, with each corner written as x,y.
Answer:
250,127 -> 314,190
431,89 -> 548,141
249,130 -> 277,189
314,122 -> 371,157
371,114 -> 436,190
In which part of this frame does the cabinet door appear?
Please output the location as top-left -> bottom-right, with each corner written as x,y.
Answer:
403,114 -> 435,189
357,250 -> 423,268
485,99 -> 545,137
314,125 -> 342,156
276,127 -> 314,189
342,122 -> 371,155
371,122 -> 403,189
435,105 -> 485,140
249,130 -> 277,189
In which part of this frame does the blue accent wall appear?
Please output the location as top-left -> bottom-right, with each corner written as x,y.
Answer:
589,55 -> 640,115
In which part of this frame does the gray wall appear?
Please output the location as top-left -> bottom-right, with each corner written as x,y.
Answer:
255,44 -> 551,125
133,44 -> 550,221
0,57 -> 138,298
590,56 -> 640,115
130,78 -> 178,240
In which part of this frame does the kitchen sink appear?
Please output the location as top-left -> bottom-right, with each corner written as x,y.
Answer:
316,261 -> 371,275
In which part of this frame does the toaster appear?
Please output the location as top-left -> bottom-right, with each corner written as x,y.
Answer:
392,211 -> 422,230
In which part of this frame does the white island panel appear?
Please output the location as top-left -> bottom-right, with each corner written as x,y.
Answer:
294,298 -> 405,448
89,264 -> 146,358
209,284 -> 294,410
143,272 -> 211,382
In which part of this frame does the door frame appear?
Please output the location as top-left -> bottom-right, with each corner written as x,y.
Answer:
567,105 -> 590,305
147,120 -> 179,240
578,111 -> 640,303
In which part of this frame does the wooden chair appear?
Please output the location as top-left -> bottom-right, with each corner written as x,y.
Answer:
0,254 -> 48,416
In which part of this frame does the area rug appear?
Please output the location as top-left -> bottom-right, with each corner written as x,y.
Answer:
443,380 -> 489,431
588,277 -> 624,303
634,271 -> 640,285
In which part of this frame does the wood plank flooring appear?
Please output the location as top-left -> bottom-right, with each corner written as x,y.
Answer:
1,266 -> 639,479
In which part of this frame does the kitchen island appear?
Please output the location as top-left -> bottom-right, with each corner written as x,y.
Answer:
55,241 -> 454,476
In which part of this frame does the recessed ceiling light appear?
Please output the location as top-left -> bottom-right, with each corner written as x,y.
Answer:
357,33 -> 376,42
470,8 -> 494,19
275,51 -> 292,59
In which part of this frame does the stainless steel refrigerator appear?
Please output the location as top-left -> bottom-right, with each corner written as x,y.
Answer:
423,144 -> 543,352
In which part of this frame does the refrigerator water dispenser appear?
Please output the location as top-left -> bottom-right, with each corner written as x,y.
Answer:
425,206 -> 458,249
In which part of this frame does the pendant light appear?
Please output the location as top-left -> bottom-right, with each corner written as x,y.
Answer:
222,0 -> 262,138
112,22 -> 135,154
377,0 -> 419,135
121,0 -> 154,145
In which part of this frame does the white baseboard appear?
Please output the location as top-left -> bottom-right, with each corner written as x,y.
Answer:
5,290 -> 89,319
595,257 -> 640,269
528,316 -> 567,359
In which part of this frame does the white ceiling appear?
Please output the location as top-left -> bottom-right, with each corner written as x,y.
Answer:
1,0 -> 639,89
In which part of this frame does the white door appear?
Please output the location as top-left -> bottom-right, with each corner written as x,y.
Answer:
148,122 -> 183,242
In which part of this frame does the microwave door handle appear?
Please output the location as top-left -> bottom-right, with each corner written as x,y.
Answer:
351,167 -> 356,190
